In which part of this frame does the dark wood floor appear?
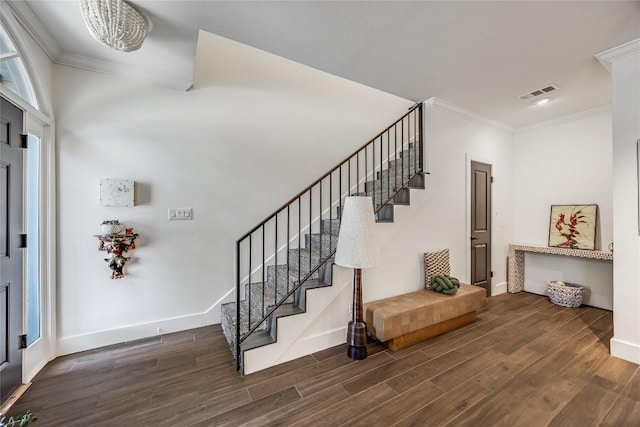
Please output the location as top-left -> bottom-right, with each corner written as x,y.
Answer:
7,292 -> 640,426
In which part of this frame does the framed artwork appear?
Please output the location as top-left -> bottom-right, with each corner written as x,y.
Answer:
100,178 -> 135,207
548,204 -> 597,250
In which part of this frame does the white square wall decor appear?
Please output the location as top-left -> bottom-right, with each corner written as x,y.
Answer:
100,179 -> 135,207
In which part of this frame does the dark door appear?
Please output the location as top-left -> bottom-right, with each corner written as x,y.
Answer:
470,161 -> 492,297
0,97 -> 24,404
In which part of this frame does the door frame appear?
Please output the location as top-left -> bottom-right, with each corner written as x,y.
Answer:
1,89 -> 56,383
1,4 -> 57,384
465,154 -> 493,295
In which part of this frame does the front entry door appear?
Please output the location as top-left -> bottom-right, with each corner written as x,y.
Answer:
470,161 -> 492,297
0,97 -> 24,404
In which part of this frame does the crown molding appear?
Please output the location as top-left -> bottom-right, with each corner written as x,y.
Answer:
425,97 -> 513,132
514,105 -> 611,134
4,0 -> 61,61
596,38 -> 640,72
56,52 -> 194,91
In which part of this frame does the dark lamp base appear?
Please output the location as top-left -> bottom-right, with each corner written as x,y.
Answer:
346,320 -> 368,360
347,344 -> 367,360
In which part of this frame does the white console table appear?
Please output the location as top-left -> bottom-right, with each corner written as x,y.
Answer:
507,244 -> 613,293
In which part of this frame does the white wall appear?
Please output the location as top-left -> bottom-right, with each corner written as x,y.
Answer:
365,98 -> 514,300
53,31 -> 413,354
512,108 -> 614,309
605,42 -> 640,364
513,108 -> 613,248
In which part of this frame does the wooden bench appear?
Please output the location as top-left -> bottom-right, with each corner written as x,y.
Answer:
364,284 -> 486,351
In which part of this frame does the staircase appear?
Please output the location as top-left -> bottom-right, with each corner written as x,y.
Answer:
221,103 -> 424,373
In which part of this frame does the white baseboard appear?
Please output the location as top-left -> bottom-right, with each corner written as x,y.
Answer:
493,282 -> 507,295
24,359 -> 48,383
524,281 -> 612,310
611,337 -> 640,364
57,287 -> 234,355
57,314 -> 207,355
585,294 -> 613,311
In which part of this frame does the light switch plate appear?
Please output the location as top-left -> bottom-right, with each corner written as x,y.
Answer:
168,208 -> 192,220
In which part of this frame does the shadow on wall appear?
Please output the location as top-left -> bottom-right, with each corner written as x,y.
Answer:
134,181 -> 152,206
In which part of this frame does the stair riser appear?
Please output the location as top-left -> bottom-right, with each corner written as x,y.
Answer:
320,219 -> 341,235
289,248 -> 322,267
369,175 -> 424,196
305,234 -> 339,254
364,146 -> 419,172
221,305 -> 267,352
373,162 -> 420,182
228,301 -> 269,329
386,147 -> 421,169
365,175 -> 406,193
353,189 -> 395,206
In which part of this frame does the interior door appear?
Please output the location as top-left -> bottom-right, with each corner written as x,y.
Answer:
0,97 -> 24,404
470,161 -> 492,297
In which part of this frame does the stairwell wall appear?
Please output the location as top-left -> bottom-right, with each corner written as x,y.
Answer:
53,31 -> 413,355
364,98 -> 514,301
247,98 -> 515,370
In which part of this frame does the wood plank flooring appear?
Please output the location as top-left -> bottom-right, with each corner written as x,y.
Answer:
7,292 -> 640,426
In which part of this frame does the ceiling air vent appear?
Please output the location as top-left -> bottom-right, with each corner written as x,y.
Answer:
519,84 -> 560,101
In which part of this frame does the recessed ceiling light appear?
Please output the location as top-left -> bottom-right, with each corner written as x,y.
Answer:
532,97 -> 552,106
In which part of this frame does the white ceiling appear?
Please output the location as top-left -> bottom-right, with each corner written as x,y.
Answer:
11,0 -> 640,128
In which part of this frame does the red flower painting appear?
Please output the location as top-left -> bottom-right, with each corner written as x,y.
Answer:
549,205 -> 597,250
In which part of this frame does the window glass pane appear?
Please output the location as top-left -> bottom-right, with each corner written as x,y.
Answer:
0,28 -> 15,55
0,26 -> 38,109
0,57 -> 37,109
26,133 -> 40,346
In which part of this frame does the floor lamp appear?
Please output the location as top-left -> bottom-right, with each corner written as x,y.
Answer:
335,196 -> 381,360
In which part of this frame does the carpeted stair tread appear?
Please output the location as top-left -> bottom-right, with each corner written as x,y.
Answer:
299,278 -> 332,291
240,330 -> 275,352
272,303 -> 305,319
244,281 -> 294,309
222,299 -> 308,358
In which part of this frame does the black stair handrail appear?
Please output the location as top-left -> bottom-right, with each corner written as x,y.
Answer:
234,103 -> 423,371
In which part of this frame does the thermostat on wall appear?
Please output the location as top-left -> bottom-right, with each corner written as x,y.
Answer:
100,178 -> 135,207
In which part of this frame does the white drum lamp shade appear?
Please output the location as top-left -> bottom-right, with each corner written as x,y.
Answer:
335,196 -> 381,269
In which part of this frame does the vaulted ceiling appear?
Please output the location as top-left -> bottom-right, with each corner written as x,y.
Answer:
10,0 -> 640,127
